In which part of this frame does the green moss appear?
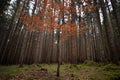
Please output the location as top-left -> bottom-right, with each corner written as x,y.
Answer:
55,77 -> 61,80
103,64 -> 120,71
0,63 -> 120,80
83,60 -> 99,66
100,64 -> 120,80
0,65 -> 20,80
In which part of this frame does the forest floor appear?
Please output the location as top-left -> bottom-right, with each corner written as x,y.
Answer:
0,61 -> 120,80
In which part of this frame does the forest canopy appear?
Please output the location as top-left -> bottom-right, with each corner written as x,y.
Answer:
0,0 -> 120,65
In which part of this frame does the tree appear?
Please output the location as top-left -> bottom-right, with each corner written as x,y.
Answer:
0,0 -> 11,15
0,0 -> 119,76
18,0 -> 95,76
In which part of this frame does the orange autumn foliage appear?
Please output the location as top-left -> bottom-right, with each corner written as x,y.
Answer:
19,0 -> 95,40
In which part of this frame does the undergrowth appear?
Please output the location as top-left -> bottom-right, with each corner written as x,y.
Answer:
0,61 -> 120,80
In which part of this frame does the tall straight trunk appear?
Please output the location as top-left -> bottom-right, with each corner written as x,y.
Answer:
56,30 -> 60,77
99,0 -> 119,63
110,0 -> 120,60
93,0 -> 108,62
0,0 -> 21,64
0,0 -> 11,15
110,0 -> 120,32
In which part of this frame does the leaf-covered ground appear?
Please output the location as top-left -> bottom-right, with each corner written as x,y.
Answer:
0,61 -> 120,80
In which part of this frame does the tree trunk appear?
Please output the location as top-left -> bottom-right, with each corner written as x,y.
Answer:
56,30 -> 60,77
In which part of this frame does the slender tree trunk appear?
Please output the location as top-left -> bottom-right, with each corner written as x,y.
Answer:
100,0 -> 119,64
56,30 -> 60,77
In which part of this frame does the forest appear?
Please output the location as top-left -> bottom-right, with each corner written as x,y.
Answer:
0,0 -> 120,80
